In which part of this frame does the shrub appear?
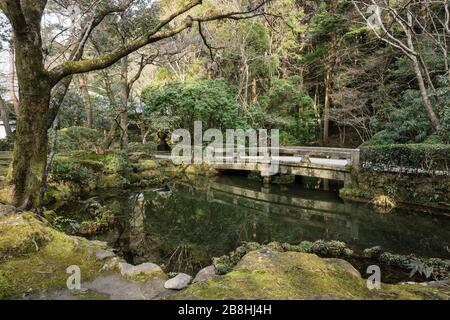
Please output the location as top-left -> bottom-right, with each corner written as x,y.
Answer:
55,127 -> 103,152
49,159 -> 96,185
141,79 -> 246,131
360,144 -> 450,176
0,136 -> 14,151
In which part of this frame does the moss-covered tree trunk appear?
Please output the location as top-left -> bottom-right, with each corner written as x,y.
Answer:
4,2 -> 51,210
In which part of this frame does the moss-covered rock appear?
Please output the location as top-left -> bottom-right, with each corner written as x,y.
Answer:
136,160 -> 159,171
0,213 -> 52,260
214,241 -> 354,275
175,249 -> 450,300
97,174 -> 129,189
0,213 -> 108,299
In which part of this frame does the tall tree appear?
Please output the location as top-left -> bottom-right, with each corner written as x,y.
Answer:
322,0 -> 338,146
78,74 -> 94,128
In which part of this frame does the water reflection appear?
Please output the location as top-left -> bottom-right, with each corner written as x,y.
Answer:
90,176 -> 450,274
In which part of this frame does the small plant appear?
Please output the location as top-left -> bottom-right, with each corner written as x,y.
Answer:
408,259 -> 434,279
50,216 -> 81,233
372,195 -> 397,213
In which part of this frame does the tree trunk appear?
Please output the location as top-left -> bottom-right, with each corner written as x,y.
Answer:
79,74 -> 94,128
251,78 -> 258,104
412,57 -> 440,130
323,67 -> 332,146
323,42 -> 335,146
8,37 -> 20,117
0,96 -> 13,137
8,84 -> 51,210
103,119 -> 120,151
404,12 -> 440,130
5,12 -> 51,210
323,0 -> 337,146
119,57 -> 129,150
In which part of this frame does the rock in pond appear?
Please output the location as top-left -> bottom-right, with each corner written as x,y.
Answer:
193,266 -> 217,283
164,273 -> 193,290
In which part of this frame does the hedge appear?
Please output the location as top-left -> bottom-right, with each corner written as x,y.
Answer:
360,144 -> 450,176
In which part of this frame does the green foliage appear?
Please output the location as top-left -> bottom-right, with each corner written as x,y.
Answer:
369,91 -> 433,144
55,127 -> 103,152
48,152 -> 130,186
49,158 -> 96,186
0,136 -> 14,151
213,242 -> 263,275
127,142 -> 157,153
78,200 -> 115,237
360,144 -> 450,175
368,76 -> 450,145
141,79 -> 246,131
258,76 -> 319,144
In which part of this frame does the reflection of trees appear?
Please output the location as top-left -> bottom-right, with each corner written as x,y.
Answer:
141,190 -> 310,264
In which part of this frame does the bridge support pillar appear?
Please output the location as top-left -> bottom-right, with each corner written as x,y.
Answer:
344,173 -> 353,187
263,176 -> 271,188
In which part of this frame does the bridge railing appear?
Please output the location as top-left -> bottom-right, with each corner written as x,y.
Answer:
206,146 -> 360,170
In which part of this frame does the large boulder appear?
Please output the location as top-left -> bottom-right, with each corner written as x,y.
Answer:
0,213 -> 52,260
0,213 -> 107,299
175,248 -> 450,300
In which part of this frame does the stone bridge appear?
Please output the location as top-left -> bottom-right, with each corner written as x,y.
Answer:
205,147 -> 360,187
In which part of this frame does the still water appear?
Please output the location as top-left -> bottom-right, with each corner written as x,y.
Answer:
62,175 -> 450,274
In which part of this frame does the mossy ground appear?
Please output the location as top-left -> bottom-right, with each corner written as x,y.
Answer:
42,151 -> 216,208
176,249 -> 450,300
123,271 -> 167,283
0,213 -> 107,299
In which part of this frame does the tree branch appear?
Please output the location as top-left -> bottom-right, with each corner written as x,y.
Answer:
48,0 -> 202,85
48,0 -> 272,86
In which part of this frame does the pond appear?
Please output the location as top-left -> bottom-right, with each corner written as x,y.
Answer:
60,175 -> 450,278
